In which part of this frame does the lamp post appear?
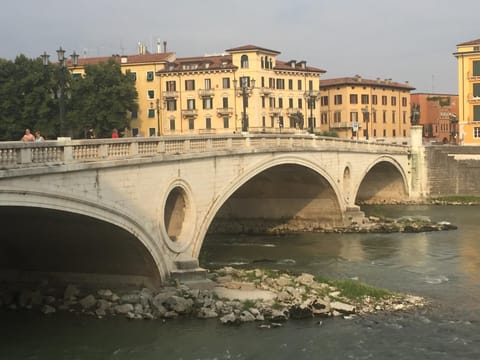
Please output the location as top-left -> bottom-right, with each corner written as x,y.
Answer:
156,98 -> 162,136
233,77 -> 255,132
41,47 -> 79,137
361,106 -> 369,140
450,113 -> 458,144
304,91 -> 318,133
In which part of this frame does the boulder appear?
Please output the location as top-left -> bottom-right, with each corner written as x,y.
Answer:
289,305 -> 313,319
164,296 -> 193,314
114,303 -> 134,315
64,284 -> 80,300
330,301 -> 355,314
79,295 -> 96,310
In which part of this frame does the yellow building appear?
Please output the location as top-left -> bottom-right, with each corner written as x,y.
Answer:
71,45 -> 325,137
319,76 -> 415,141
454,38 -> 480,145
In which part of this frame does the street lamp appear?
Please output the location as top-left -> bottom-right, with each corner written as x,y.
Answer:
450,113 -> 458,144
361,106 -> 369,140
156,98 -> 162,136
304,91 -> 318,133
233,77 -> 255,132
41,47 -> 79,137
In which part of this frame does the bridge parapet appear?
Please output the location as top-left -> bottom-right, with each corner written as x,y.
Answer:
0,135 -> 409,173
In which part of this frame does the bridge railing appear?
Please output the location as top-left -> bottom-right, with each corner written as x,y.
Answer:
0,134 -> 409,170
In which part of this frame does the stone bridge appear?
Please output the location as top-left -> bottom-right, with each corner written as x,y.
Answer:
0,129 -> 425,288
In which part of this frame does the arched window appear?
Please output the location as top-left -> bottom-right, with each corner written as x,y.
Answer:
241,55 -> 249,68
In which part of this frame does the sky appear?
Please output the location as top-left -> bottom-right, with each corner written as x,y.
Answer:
1,0 -> 479,94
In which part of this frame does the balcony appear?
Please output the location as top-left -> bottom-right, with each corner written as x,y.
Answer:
467,93 -> 480,103
330,122 -> 354,129
259,87 -> 274,95
286,108 -> 302,115
163,91 -> 179,99
269,107 -> 282,116
216,107 -> 233,116
198,89 -> 214,97
181,109 -> 198,118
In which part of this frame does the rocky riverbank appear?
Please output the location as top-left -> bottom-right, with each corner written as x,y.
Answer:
0,267 -> 426,327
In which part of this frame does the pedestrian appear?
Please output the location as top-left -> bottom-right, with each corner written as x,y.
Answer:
111,128 -> 119,138
34,131 -> 45,142
86,128 -> 95,139
21,128 -> 35,142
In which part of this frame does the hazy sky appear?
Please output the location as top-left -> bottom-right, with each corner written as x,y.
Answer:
1,0 -> 478,94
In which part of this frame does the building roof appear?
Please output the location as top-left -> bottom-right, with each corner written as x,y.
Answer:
457,38 -> 480,46
321,76 -> 415,91
275,60 -> 326,74
156,54 -> 237,74
69,52 -> 176,67
225,44 -> 281,55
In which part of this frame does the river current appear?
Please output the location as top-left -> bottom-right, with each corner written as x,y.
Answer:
1,205 -> 479,359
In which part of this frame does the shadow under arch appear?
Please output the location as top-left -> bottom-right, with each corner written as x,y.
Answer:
355,156 -> 410,204
192,156 -> 345,258
0,190 -> 169,288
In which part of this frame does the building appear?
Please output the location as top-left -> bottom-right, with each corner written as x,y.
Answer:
319,76 -> 415,141
454,38 -> 480,145
410,93 -> 459,144
70,44 -> 325,137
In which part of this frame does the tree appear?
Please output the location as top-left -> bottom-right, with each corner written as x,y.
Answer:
68,60 -> 138,138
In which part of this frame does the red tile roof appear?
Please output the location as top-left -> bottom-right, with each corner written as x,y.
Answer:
321,76 -> 415,91
457,38 -> 480,46
275,60 -> 325,74
69,52 -> 175,67
225,44 -> 281,55
156,54 -> 237,73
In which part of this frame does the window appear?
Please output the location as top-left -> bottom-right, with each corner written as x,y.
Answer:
361,94 -> 369,104
402,97 -> 408,106
382,96 -> 387,105
474,84 -> 480,97
298,80 -> 302,90
203,98 -> 213,109
131,110 -> 138,119
149,128 -> 155,136
240,76 -> 250,87
166,81 -> 176,91
288,79 -> 293,90
205,78 -> 211,89
298,98 -> 303,109
132,128 -> 139,137
166,99 -> 177,111
474,105 -> 480,121
474,127 -> 480,138
392,111 -> 396,123
188,118 -> 194,130
147,71 -> 154,81
187,99 -> 196,110
473,60 -> 480,77
383,110 -> 387,123
261,96 -> 266,108
127,71 -> 136,81
269,97 -> 275,108
321,112 -> 328,124
147,90 -> 155,99
308,80 -> 313,91
334,95 -> 342,105
278,98 -> 283,108
205,117 -> 211,129
350,94 -> 358,104
393,129 -> 396,137
350,112 -> 358,122
223,117 -> 229,128
170,118 -> 175,130
269,78 -> 275,89
148,109 -> 155,118
383,129 -> 386,137
391,96 -> 397,106
288,98 -> 294,108
403,111 -> 407,123
222,97 -> 229,108
321,96 -> 329,106
372,95 -> 378,105
372,111 -> 377,123
222,78 -> 230,89
334,111 -> 341,122
241,55 -> 249,68
262,116 -> 266,127
276,78 -> 285,89
185,79 -> 195,91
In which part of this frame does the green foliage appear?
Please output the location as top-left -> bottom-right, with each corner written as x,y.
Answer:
0,55 -> 138,140
329,279 -> 392,299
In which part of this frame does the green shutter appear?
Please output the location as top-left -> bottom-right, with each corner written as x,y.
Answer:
473,61 -> 480,77
474,105 -> 480,121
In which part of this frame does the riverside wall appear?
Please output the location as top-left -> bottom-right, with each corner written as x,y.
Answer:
425,145 -> 480,197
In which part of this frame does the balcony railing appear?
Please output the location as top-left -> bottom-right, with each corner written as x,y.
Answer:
181,109 -> 198,118
198,89 -> 214,97
286,108 -> 302,115
269,107 -> 282,116
330,122 -> 354,129
259,87 -> 274,95
467,93 -> 480,103
163,91 -> 179,99
216,107 -> 233,116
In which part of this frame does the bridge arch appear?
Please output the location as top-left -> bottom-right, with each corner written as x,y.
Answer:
192,155 -> 345,258
355,156 -> 410,204
0,189 -> 170,287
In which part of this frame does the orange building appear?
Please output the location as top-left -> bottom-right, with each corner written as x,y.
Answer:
410,93 -> 459,144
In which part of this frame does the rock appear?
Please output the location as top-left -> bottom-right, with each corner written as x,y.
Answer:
164,311 -> 179,319
330,301 -> 355,314
220,313 -> 239,325
164,296 -> 193,314
79,295 -> 96,309
42,305 -> 56,315
120,293 -> 140,304
197,307 -> 218,319
97,289 -> 114,300
133,303 -> 144,314
289,305 -> 313,319
64,284 -> 80,300
295,273 -> 315,286
114,303 -> 134,315
239,310 -> 256,322
270,309 -> 289,322
96,299 -> 112,311
95,308 -> 107,317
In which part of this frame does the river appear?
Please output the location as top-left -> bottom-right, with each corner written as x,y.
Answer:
1,205 -> 479,359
